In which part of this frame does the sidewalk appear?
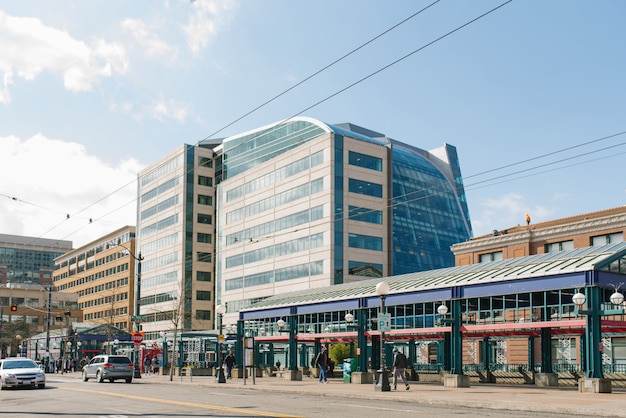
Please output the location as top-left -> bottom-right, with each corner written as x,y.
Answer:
58,371 -> 626,417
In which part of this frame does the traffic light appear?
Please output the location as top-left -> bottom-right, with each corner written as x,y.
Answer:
10,305 -> 17,311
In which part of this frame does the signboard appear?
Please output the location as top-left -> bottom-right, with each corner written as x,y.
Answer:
377,313 -> 391,332
131,315 -> 147,321
218,334 -> 225,342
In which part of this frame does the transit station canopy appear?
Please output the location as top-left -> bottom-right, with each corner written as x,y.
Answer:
241,242 -> 626,320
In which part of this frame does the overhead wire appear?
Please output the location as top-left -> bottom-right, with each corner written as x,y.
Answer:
16,0 -> 445,243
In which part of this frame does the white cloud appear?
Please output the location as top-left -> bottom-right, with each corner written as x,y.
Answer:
121,18 -> 175,58
183,0 -> 235,54
0,134 -> 143,247
0,11 -> 128,102
470,193 -> 553,237
149,99 -> 190,122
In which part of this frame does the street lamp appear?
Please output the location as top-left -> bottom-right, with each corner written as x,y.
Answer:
437,301 -> 470,388
375,281 -> 390,392
114,240 -> 143,379
216,304 -> 226,383
572,286 -> 625,393
113,338 -> 119,355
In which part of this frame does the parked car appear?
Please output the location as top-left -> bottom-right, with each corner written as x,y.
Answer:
0,358 -> 46,390
82,355 -> 133,383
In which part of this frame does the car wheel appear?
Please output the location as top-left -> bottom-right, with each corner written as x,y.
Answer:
82,371 -> 89,382
96,371 -> 104,383
125,378 -> 132,383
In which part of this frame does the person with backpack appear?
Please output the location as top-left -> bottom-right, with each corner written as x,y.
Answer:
392,348 -> 410,390
315,346 -> 328,384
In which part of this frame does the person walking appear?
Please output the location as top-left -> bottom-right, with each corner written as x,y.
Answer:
224,351 -> 236,379
152,356 -> 160,375
315,347 -> 328,384
79,355 -> 89,371
144,354 -> 152,376
392,348 -> 410,390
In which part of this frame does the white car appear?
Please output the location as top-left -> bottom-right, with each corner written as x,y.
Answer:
0,358 -> 46,390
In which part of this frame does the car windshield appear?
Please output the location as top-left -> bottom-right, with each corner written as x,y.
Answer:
3,360 -> 37,370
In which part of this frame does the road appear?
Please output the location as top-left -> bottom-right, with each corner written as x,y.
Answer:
0,374 -> 582,418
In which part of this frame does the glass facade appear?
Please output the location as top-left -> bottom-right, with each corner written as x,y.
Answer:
390,144 -> 471,274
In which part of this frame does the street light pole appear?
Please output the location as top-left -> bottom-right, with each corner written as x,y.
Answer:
375,281 -> 390,392
115,241 -> 143,379
216,304 -> 226,383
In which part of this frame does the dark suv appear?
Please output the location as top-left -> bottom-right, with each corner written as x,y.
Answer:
82,355 -> 133,383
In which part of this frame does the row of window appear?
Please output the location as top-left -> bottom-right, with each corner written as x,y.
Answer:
58,263 -> 129,291
347,206 -> 382,224
80,292 -> 129,309
348,233 -> 383,251
226,206 -> 324,246
141,176 -> 179,203
141,214 -> 179,237
84,306 -> 129,321
226,150 -> 324,202
348,151 -> 382,171
225,233 -> 324,269
348,178 -> 382,198
142,252 -> 178,272
226,178 -> 324,224
141,157 -> 178,187
141,194 -> 179,221
225,260 -> 324,291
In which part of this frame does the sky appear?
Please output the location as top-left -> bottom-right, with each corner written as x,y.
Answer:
1,0 -> 625,249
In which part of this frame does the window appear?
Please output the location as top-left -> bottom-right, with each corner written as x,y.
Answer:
198,195 -> 213,206
197,252 -> 212,263
479,251 -> 503,263
591,232 -> 624,247
197,213 -> 212,224
197,233 -> 212,244
199,157 -> 213,168
348,206 -> 382,224
348,233 -> 383,251
197,271 -> 211,282
198,175 -> 213,187
196,291 -> 211,301
545,240 -> 574,253
348,178 -> 382,198
349,151 -> 382,171
348,261 -> 382,277
196,310 -> 211,320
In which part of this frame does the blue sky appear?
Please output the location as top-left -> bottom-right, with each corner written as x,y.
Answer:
1,0 -> 625,248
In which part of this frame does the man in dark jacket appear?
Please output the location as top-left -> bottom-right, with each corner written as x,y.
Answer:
392,348 -> 410,390
315,347 -> 328,384
224,351 -> 236,379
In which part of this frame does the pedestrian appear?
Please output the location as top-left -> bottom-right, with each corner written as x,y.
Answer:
315,346 -> 328,384
80,354 -> 88,371
152,356 -> 160,375
327,358 -> 335,378
224,351 -> 236,379
144,355 -> 152,375
392,348 -> 410,391
275,360 -> 281,370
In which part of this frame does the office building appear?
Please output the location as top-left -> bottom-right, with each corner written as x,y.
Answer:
136,117 -> 472,331
52,226 -> 136,333
0,234 -> 72,286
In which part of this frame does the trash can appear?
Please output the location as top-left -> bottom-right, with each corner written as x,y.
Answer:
343,358 -> 358,383
343,359 -> 352,383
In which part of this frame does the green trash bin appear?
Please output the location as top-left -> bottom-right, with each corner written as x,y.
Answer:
343,359 -> 352,383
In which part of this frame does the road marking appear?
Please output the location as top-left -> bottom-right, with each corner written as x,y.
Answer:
63,387 -> 301,418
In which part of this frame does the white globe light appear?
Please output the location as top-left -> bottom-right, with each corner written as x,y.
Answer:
345,313 -> 354,323
610,291 -> 624,306
215,304 -> 226,315
437,304 -> 448,316
376,281 -> 390,296
572,291 -> 586,306
277,319 -> 286,329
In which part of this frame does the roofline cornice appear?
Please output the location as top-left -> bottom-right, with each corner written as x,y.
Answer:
452,214 -> 626,254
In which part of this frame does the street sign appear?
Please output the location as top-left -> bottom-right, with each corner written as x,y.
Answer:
377,313 -> 391,332
131,333 -> 144,344
218,334 -> 225,342
131,315 -> 147,321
